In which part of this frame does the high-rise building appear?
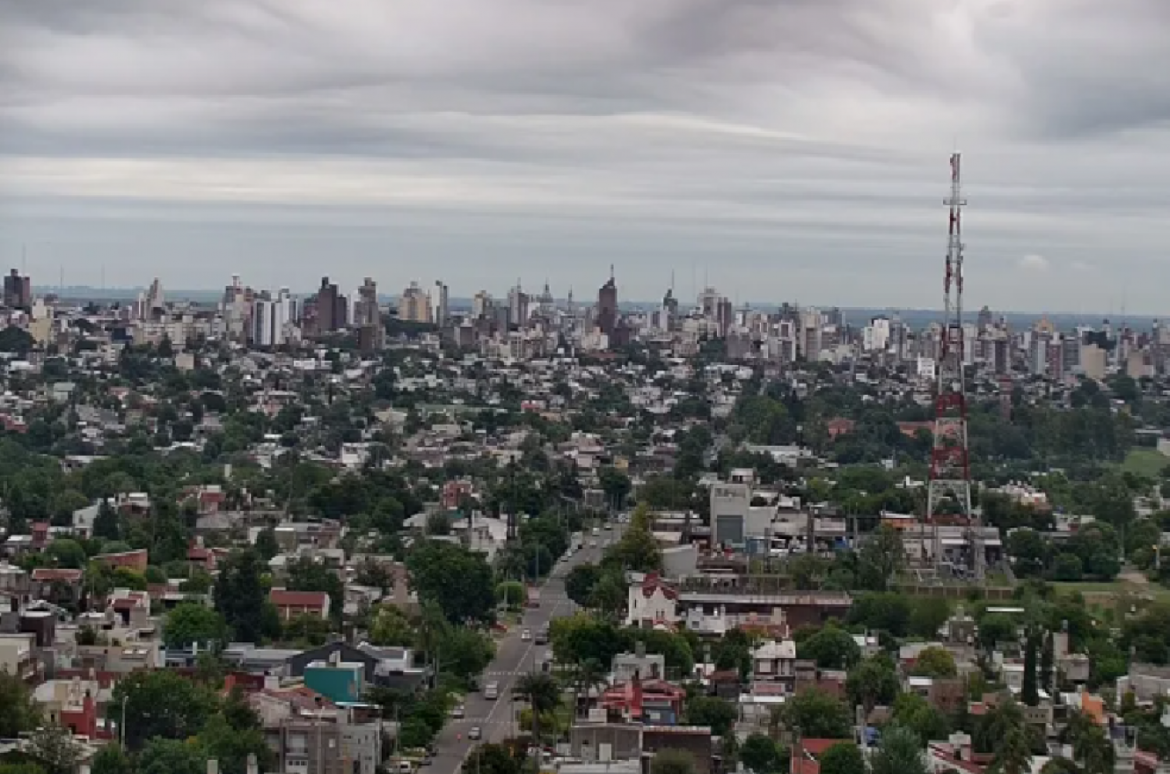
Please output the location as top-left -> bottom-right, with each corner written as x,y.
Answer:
433,281 -> 450,326
472,291 -> 492,320
508,281 -> 529,329
316,277 -> 342,334
398,282 -> 432,323
3,269 -> 32,310
596,268 -> 617,337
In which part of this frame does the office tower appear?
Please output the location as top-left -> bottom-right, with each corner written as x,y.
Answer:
316,277 -> 341,333
508,281 -> 529,328
596,267 -> 617,336
433,281 -> 450,326
472,291 -> 492,320
3,268 -> 32,310
398,282 -> 432,323
252,293 -> 275,347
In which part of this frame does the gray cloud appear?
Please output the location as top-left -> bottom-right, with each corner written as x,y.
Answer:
1,0 -> 1169,312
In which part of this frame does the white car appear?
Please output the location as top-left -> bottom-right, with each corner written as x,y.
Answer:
469,726 -> 482,740
521,628 -> 532,641
451,705 -> 465,719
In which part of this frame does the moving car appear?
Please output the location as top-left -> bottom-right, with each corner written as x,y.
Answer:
451,705 -> 465,719
484,681 -> 499,700
469,726 -> 482,740
521,628 -> 532,641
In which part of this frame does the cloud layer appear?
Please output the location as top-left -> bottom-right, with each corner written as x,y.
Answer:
2,0 -> 1169,311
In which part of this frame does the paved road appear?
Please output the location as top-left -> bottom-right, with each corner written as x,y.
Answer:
429,526 -> 622,774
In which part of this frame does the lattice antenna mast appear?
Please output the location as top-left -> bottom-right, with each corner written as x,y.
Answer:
927,152 -> 979,578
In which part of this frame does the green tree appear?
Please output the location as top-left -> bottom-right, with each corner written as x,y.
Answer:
909,597 -> 952,639
598,466 -> 632,510
783,688 -> 852,739
369,606 -> 416,647
1022,634 -> 1040,706
685,696 -> 738,736
23,724 -> 84,774
847,654 -> 900,714
740,733 -> 783,773
514,672 -> 560,744
870,725 -> 929,774
857,524 -> 905,591
111,669 -> 218,750
46,539 -> 87,569
1073,724 -> 1114,774
0,669 -> 41,737
199,693 -> 273,774
214,549 -> 276,643
799,623 -> 861,670
138,739 -> 205,774
89,746 -> 133,774
407,540 -> 496,624
982,699 -> 1032,774
891,692 -> 951,744
603,504 -> 661,572
565,564 -> 602,607
818,742 -> 865,774
495,581 -> 526,609
911,646 -> 958,678
92,499 -> 120,541
253,528 -> 279,560
163,603 -> 228,649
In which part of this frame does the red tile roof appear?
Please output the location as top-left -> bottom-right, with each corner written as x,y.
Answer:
31,568 -> 84,582
269,589 -> 329,608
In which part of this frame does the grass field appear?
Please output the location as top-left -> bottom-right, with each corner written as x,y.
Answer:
1050,579 -> 1170,606
1118,448 -> 1170,478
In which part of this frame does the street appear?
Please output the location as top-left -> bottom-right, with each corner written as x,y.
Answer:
428,526 -> 622,774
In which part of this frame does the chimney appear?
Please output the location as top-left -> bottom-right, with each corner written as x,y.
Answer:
246,754 -> 259,774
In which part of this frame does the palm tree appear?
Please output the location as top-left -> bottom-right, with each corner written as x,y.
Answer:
514,672 -> 561,751
1073,725 -> 1114,774
570,658 -> 605,719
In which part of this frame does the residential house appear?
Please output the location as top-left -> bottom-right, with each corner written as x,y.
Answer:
270,589 -> 331,621
625,573 -> 679,629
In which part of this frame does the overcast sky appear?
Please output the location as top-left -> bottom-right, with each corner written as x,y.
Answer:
2,0 -> 1169,313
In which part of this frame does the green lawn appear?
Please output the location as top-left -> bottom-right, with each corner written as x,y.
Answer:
1118,448 -> 1169,478
1050,579 -> 1170,605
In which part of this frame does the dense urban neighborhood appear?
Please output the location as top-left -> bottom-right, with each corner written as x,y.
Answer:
1,274 -> 1170,774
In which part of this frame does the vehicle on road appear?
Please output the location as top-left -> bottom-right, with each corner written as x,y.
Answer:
521,628 -> 531,641
589,540 -> 597,548
535,626 -> 548,645
451,705 -> 464,719
591,527 -> 600,536
484,681 -> 499,700
469,726 -> 482,740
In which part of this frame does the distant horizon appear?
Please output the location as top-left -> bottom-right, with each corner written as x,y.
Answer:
29,283 -> 1162,323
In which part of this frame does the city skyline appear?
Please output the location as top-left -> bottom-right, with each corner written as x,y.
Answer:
2,1 -> 1169,313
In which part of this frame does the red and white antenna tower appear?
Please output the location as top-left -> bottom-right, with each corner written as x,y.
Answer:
927,152 -> 982,579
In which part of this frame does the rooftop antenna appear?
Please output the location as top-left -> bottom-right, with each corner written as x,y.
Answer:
21,244 -> 26,273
